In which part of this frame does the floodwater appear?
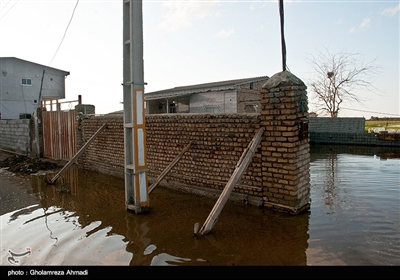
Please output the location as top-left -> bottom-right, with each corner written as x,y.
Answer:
0,145 -> 399,267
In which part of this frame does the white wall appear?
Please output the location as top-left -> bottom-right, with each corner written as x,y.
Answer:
190,91 -> 237,113
0,58 -> 68,119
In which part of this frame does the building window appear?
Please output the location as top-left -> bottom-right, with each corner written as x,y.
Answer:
169,102 -> 176,113
249,82 -> 254,89
244,104 -> 258,113
21,78 -> 32,86
158,101 -> 165,111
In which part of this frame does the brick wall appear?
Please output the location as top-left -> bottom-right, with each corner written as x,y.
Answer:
259,71 -> 310,213
76,71 -> 311,215
77,113 -> 265,205
0,119 -> 31,154
76,115 -> 125,178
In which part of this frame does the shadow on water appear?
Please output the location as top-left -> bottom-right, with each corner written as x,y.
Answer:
1,144 -> 399,266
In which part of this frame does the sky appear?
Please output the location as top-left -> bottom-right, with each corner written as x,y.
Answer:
0,0 -> 399,118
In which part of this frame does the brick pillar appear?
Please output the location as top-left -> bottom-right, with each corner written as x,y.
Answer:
260,71 -> 310,214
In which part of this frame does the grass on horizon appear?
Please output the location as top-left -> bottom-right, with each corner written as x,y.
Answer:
365,120 -> 400,133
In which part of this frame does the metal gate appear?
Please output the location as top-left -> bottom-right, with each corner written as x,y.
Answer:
41,109 -> 77,160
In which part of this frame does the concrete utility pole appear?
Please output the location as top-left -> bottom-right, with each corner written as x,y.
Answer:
122,0 -> 150,214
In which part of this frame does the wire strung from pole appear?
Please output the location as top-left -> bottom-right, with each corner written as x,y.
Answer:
49,0 -> 80,66
279,0 -> 287,72
341,107 -> 400,117
0,0 -> 18,20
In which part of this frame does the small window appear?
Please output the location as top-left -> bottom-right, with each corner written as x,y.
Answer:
244,104 -> 258,113
169,102 -> 176,113
21,78 -> 32,86
249,82 -> 254,89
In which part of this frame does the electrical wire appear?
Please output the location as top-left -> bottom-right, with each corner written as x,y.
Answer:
48,0 -> 80,66
0,0 -> 18,20
341,107 -> 400,117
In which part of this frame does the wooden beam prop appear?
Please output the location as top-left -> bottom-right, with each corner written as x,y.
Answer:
148,141 -> 192,194
196,127 -> 265,236
46,123 -> 107,184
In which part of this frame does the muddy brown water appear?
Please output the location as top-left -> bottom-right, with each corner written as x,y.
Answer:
0,145 -> 399,267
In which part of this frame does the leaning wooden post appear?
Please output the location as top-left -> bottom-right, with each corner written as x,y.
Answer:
46,123 -> 107,184
197,127 -> 265,236
149,141 -> 192,194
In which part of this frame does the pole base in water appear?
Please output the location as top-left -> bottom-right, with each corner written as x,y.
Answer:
126,204 -> 151,214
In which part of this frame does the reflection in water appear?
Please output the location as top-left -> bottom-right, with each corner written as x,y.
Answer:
1,166 -> 309,266
308,145 -> 400,265
150,252 -> 196,266
323,153 -> 339,209
1,144 -> 399,265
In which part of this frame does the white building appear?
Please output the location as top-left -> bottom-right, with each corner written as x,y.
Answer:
145,76 -> 269,115
0,57 -> 70,119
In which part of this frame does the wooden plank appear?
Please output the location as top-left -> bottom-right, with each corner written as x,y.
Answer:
46,123 -> 107,184
197,127 -> 265,236
148,141 -> 192,194
42,109 -> 77,160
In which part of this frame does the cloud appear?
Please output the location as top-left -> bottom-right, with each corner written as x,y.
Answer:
359,18 -> 371,30
381,3 -> 400,17
349,17 -> 371,33
159,0 -> 219,32
216,28 -> 235,38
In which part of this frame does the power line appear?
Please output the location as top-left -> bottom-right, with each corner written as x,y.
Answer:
0,0 -> 18,20
1,0 -> 13,10
341,107 -> 400,116
49,0 -> 79,66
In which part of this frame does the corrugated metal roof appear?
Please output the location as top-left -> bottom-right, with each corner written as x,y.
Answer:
145,75 -> 269,100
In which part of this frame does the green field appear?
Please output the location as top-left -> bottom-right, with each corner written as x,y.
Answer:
365,119 -> 400,133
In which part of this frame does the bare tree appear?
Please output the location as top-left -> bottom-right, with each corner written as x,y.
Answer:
307,48 -> 381,117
